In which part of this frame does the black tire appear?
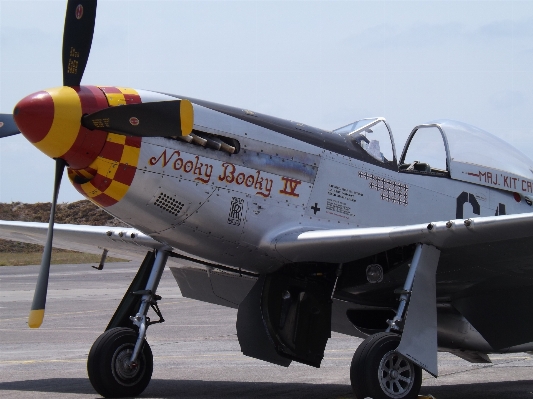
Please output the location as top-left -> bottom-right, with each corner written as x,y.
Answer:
87,327 -> 153,398
350,332 -> 422,399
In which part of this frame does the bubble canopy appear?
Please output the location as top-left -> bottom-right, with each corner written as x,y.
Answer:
401,119 -> 533,194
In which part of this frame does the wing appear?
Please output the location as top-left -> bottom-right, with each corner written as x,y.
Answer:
272,212 -> 533,350
0,221 -> 171,262
273,212 -> 533,263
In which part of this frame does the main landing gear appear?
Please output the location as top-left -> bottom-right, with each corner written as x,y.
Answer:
349,244 -> 440,399
87,250 -> 169,398
350,333 -> 421,399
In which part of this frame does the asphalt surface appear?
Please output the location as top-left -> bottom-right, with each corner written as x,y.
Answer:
2,262 -> 533,399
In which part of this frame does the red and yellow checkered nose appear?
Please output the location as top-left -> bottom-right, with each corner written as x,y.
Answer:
13,86 -> 108,169
68,86 -> 143,208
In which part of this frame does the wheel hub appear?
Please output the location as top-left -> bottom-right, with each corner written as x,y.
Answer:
111,343 -> 145,386
378,350 -> 415,398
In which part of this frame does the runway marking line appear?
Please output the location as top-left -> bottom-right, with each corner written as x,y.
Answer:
421,355 -> 533,381
0,353 -> 243,366
0,352 -> 358,365
4,354 -> 532,370
1,309 -> 102,322
0,300 -> 190,322
0,358 -> 86,365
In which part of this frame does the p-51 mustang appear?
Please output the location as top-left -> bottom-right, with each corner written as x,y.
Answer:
1,1 -> 533,398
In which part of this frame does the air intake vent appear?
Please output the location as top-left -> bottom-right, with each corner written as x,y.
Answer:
154,193 -> 184,216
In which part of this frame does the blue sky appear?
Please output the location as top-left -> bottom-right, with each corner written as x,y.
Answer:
1,0 -> 532,202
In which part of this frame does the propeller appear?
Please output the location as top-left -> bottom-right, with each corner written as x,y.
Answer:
14,0 -> 193,327
62,0 -> 97,86
28,159 -> 66,328
26,0 -> 98,328
0,114 -> 21,138
82,99 -> 194,137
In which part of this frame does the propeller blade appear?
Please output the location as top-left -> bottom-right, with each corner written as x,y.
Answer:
62,0 -> 97,86
82,100 -> 194,137
28,158 -> 66,328
0,114 -> 20,138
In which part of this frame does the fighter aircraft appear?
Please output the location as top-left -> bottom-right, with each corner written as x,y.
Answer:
1,1 -> 533,398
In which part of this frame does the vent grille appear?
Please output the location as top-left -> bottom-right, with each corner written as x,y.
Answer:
154,193 -> 184,216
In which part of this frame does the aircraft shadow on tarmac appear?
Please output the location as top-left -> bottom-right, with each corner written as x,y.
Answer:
1,378 -> 533,398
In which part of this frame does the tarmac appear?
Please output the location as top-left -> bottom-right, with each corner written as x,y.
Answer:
1,261 -> 533,398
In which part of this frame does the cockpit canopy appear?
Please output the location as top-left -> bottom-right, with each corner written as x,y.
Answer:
333,117 -> 396,164
399,119 -> 533,194
333,117 -> 533,196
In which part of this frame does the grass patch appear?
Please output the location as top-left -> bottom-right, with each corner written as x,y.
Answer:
0,250 -> 127,266
0,201 -> 130,266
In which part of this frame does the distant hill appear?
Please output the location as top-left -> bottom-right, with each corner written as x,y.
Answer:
0,200 -> 127,253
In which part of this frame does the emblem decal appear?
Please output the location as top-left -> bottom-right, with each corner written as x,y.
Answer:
228,197 -> 244,226
129,117 -> 140,126
75,4 -> 83,19
0,122 -> 4,129
149,149 -> 307,200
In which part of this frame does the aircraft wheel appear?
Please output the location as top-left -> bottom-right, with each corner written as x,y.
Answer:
87,327 -> 153,398
350,332 -> 421,399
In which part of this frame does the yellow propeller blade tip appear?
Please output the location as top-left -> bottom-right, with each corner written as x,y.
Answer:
28,309 -> 45,328
180,100 -> 194,136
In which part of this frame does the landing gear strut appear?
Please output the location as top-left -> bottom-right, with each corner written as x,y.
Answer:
87,250 -> 169,398
350,244 -> 440,398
